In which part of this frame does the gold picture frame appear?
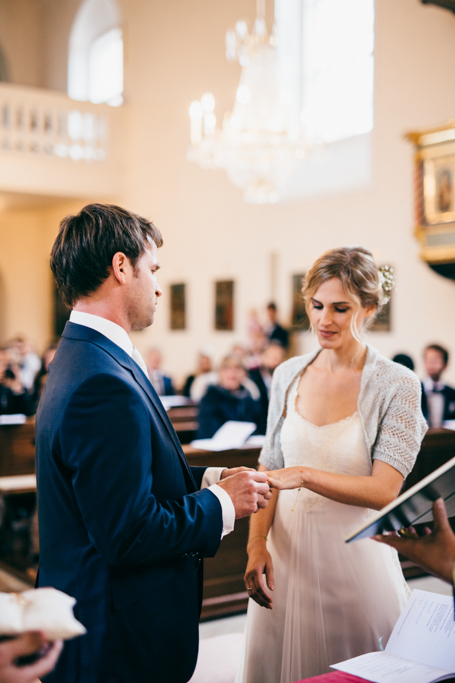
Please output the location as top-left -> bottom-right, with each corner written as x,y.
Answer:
406,120 -> 455,269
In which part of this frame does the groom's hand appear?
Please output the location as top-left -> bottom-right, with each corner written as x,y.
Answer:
220,467 -> 254,479
217,471 -> 271,519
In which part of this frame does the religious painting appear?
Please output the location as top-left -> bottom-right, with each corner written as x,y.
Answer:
370,287 -> 392,332
170,283 -> 186,330
215,280 -> 234,331
291,274 -> 310,331
423,153 -> 455,225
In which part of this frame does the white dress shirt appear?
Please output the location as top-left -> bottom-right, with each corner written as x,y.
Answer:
423,378 -> 445,428
69,311 -> 235,537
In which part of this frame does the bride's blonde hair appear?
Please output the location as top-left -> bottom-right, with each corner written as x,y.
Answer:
302,246 -> 389,342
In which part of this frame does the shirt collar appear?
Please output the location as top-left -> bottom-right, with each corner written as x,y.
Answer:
69,311 -> 133,358
423,377 -> 444,393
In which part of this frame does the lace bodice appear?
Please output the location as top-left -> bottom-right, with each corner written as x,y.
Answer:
260,345 -> 428,477
280,377 -> 372,511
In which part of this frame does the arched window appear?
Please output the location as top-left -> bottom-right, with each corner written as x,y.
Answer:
301,0 -> 374,144
68,0 -> 123,106
274,0 -> 375,199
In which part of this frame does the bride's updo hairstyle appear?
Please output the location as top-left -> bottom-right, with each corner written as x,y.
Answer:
302,246 -> 392,341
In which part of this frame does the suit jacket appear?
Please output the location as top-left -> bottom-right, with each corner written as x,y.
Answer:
268,323 -> 289,349
248,368 -> 271,435
196,384 -> 262,439
421,382 -> 455,425
162,373 -> 175,396
36,322 -> 223,683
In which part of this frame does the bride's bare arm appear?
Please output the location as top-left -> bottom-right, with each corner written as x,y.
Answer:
267,460 -> 403,511
244,464 -> 279,609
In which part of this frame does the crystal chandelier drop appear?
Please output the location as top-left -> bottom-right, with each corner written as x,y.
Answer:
187,0 -> 308,204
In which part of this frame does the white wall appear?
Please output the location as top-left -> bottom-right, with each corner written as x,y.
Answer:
0,0 -> 45,87
119,0 -> 455,384
2,0 -> 455,386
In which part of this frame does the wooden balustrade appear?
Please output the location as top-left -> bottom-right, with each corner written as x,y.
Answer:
0,82 -> 126,198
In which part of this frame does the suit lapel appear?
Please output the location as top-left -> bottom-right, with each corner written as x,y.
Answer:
62,322 -> 198,492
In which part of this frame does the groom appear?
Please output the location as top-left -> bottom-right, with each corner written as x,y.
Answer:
35,204 -> 270,683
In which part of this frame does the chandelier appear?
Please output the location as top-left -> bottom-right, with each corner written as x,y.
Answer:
187,0 -> 308,204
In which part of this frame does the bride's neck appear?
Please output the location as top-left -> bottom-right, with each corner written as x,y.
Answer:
320,340 -> 367,373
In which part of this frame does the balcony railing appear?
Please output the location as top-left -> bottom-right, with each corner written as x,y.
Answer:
0,83 -> 126,199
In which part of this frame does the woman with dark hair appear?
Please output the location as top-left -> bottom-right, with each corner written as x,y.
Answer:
237,247 -> 427,683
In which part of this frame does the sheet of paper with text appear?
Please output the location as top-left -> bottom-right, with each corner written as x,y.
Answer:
331,590 -> 455,683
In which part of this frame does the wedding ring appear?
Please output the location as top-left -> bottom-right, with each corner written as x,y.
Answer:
246,587 -> 252,592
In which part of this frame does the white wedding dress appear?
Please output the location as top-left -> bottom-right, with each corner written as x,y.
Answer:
236,376 -> 409,683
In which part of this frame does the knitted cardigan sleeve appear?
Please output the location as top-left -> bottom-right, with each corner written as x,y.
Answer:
371,369 -> 427,479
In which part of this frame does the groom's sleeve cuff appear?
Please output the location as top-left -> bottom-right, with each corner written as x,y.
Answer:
201,467 -> 235,538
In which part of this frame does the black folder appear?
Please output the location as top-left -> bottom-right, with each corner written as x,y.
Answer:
346,455 -> 455,542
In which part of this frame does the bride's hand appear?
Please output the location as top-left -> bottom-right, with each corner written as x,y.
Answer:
267,466 -> 307,490
244,538 -> 274,609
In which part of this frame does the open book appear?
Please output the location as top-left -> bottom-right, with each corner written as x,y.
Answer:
345,455 -> 455,542
332,590 -> 455,683
190,421 -> 257,451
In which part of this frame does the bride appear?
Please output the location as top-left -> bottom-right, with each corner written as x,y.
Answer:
236,247 -> 427,683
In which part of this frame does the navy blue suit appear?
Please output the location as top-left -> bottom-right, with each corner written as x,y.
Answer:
421,382 -> 455,425
36,322 -> 223,683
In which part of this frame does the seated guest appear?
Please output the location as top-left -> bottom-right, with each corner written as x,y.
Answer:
392,352 -> 415,372
265,302 -> 289,350
7,336 -> 41,392
191,357 -> 260,403
421,343 -> 455,427
0,348 -> 33,415
245,333 -> 269,370
145,348 -> 175,396
197,355 -> 262,438
33,341 -> 59,404
182,349 -> 212,397
249,342 -> 285,434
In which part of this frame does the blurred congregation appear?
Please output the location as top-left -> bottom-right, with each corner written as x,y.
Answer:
2,321 -> 455,435
1,0 -> 455,682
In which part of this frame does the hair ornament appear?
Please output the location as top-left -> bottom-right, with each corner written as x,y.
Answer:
378,265 -> 395,303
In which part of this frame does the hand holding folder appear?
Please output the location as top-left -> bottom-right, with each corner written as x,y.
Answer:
373,498 -> 455,585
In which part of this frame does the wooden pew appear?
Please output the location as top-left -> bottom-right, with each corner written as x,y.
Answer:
1,424 -> 455,615
183,444 -> 261,620
0,419 -> 35,477
167,404 -> 198,444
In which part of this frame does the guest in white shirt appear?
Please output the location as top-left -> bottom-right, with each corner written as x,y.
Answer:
421,344 -> 455,427
145,347 -> 175,396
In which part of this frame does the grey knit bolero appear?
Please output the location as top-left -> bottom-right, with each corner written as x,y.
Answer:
259,345 -> 428,479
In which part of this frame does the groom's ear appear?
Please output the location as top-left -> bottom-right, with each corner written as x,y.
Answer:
112,252 -> 132,284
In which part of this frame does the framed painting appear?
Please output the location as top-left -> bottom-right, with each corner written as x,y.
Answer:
215,280 -> 234,331
170,283 -> 186,330
291,274 -> 310,331
423,153 -> 455,225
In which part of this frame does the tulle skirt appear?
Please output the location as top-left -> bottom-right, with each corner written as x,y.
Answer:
235,490 -> 409,683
